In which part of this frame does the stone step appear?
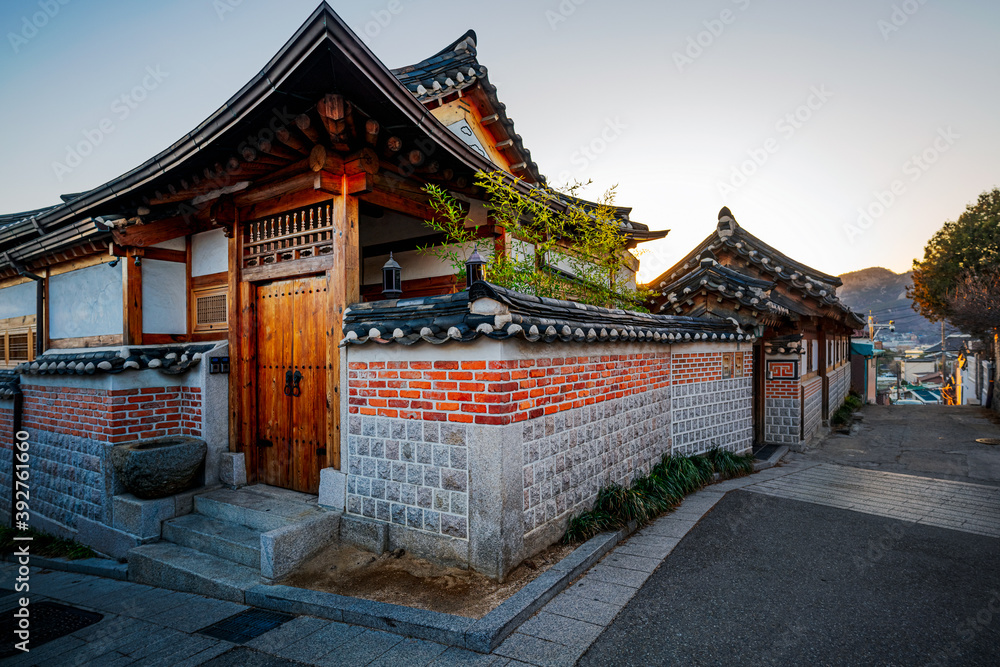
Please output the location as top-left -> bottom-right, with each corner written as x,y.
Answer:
128,542 -> 260,603
193,487 -> 326,533
162,513 -> 261,569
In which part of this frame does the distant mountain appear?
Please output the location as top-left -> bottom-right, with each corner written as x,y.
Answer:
837,267 -> 948,342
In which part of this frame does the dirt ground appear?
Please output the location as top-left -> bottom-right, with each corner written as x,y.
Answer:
281,541 -> 575,618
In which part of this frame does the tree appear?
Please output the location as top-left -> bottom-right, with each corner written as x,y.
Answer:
419,171 -> 650,310
910,188 -> 1000,410
910,188 -> 1000,321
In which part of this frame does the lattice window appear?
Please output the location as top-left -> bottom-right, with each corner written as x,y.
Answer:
8,333 -> 29,362
193,286 -> 228,333
242,203 -> 335,269
0,325 -> 35,367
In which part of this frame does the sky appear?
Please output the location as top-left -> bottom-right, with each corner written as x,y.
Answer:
0,0 -> 997,283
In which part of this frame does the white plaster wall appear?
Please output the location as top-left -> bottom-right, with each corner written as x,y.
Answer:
192,228 -> 228,277
49,264 -> 123,339
142,259 -> 187,334
152,237 -> 186,252
0,281 -> 37,319
362,241 -> 485,285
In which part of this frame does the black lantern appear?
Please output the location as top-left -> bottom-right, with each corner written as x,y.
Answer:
465,249 -> 486,288
381,253 -> 402,299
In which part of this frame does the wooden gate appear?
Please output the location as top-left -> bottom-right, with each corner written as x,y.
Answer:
254,275 -> 328,493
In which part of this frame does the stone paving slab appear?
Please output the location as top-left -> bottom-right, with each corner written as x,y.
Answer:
743,462 -> 1000,537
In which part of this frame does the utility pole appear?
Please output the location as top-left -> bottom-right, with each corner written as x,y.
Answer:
940,321 -> 947,379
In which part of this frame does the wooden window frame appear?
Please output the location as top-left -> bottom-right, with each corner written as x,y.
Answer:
0,317 -> 36,368
191,284 -> 229,334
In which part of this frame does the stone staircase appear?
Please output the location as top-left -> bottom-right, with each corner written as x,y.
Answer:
128,485 -> 341,603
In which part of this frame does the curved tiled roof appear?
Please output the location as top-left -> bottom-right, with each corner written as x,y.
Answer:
343,281 -> 752,347
649,208 -> 863,328
391,30 -> 544,184
0,370 -> 18,398
16,344 -> 215,376
656,251 -> 786,316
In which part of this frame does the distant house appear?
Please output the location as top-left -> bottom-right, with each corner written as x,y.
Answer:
646,208 -> 864,448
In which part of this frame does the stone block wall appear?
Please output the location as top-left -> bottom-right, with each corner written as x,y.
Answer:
802,376 -> 823,442
764,365 -> 800,445
0,400 -> 12,523
346,414 -> 470,540
345,340 -> 753,578
827,363 -> 850,415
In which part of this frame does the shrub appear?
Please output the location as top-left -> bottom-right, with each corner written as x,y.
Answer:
563,448 -> 757,543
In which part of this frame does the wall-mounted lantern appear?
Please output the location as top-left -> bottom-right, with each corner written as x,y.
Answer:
381,252 -> 402,299
465,249 -> 486,289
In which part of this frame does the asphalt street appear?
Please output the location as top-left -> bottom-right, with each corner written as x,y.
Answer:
579,489 -> 1000,667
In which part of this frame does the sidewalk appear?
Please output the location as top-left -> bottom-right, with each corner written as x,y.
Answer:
5,454 -> 998,665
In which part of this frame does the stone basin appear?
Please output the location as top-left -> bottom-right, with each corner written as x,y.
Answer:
110,436 -> 207,499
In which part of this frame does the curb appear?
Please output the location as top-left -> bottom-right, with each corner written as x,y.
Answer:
247,523 -> 632,653
3,553 -> 128,581
753,445 -> 789,472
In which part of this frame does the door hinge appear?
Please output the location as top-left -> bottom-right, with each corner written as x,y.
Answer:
316,448 -> 327,456
257,438 -> 273,448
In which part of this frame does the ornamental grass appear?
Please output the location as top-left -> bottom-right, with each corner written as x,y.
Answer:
564,448 -> 755,543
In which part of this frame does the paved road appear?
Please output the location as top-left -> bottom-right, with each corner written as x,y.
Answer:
579,488 -> 1000,666
806,405 -> 1000,486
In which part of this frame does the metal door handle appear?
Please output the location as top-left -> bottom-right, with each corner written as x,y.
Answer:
291,370 -> 303,397
284,369 -> 294,396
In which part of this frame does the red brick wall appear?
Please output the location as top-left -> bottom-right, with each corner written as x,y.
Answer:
766,378 -> 799,400
349,354 -> 674,426
21,385 -> 202,444
348,349 -> 747,427
0,403 -> 12,439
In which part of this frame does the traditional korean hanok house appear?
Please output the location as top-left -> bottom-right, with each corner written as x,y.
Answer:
0,3 -> 748,590
647,208 -> 863,449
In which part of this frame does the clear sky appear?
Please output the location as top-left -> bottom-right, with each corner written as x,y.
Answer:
1,0 -> 996,283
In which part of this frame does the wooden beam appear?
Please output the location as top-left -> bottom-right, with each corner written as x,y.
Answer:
241,188 -> 339,222
275,126 -> 310,155
241,254 -> 336,282
227,226 -> 241,455
327,175 -> 359,471
345,172 -> 374,195
232,172 -> 322,206
143,248 -> 186,263
359,189 -> 436,222
317,94 -> 350,151
112,216 -> 208,248
122,251 -> 142,345
365,119 -> 379,146
295,113 -> 322,144
49,334 -> 124,349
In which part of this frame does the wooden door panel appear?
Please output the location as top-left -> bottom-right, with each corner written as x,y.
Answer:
255,281 -> 291,489
290,276 -> 328,494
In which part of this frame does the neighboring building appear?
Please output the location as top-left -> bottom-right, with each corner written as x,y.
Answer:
646,208 -> 864,448
850,339 -> 883,404
0,3 -> 752,585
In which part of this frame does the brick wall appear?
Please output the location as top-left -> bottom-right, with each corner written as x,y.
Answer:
21,385 -> 202,444
346,346 -> 755,548
15,384 -> 202,532
348,354 -> 672,426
